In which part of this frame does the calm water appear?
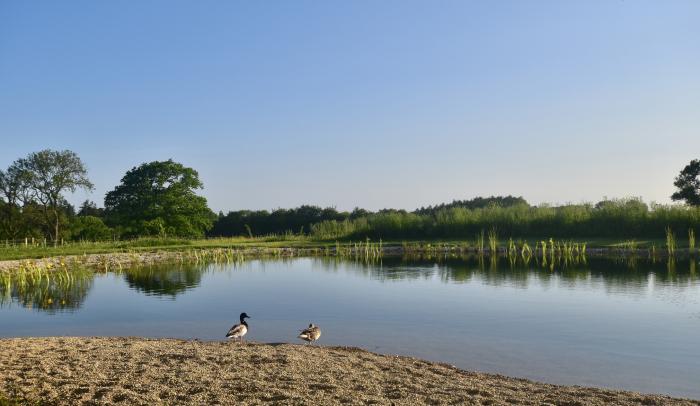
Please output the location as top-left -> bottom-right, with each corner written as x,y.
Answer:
2,256 -> 699,399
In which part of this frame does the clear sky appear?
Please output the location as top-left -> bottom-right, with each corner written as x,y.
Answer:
1,1 -> 698,212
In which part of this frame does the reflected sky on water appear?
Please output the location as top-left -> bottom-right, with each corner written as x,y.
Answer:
1,255 -> 699,399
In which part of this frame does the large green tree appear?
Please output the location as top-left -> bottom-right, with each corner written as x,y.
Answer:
104,160 -> 215,237
671,159 -> 700,206
14,150 -> 93,244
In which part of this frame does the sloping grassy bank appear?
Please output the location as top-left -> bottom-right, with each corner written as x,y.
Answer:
0,235 -> 688,263
0,237 -> 319,262
1,337 -> 697,405
0,235 -> 693,274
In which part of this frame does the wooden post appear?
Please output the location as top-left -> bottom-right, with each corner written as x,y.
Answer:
25,237 -> 28,247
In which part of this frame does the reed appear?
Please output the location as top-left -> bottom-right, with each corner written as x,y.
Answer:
665,227 -> 676,256
488,228 -> 498,255
476,230 -> 485,255
539,240 -> 547,258
689,228 -> 696,252
507,238 -> 516,258
520,241 -> 532,262
622,240 -> 637,251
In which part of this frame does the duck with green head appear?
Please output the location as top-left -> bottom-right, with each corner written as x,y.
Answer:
226,312 -> 250,342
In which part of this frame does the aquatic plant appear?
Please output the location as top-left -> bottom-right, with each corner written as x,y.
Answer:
507,238 -> 516,258
689,228 -> 696,252
665,227 -> 676,256
476,230 -> 485,255
520,241 -> 532,263
488,228 -> 498,254
0,265 -> 93,312
622,240 -> 637,251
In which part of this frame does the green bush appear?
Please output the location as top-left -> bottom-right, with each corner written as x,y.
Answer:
69,216 -> 113,241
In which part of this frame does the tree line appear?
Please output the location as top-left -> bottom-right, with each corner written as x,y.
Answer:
308,198 -> 700,240
0,151 -> 215,243
2,150 -> 700,242
209,196 -> 528,237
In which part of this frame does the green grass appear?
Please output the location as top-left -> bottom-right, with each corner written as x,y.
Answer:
0,236 -> 322,261
689,228 -> 696,252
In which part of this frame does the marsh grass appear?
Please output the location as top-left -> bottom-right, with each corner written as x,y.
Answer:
0,230 -> 684,268
0,265 -> 93,312
488,228 -> 498,254
0,236 -> 323,262
621,240 -> 638,251
507,238 -> 516,258
666,227 -> 676,256
333,239 -> 382,260
689,229 -> 696,252
476,230 -> 485,255
520,241 -> 533,263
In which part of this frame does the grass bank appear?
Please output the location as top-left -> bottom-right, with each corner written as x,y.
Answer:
0,235 -> 696,275
1,234 -> 693,263
1,337 -> 697,405
0,237 -> 321,262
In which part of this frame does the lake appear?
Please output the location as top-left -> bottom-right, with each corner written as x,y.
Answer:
1,255 -> 699,399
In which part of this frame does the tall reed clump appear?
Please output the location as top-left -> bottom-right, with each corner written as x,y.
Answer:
476,230 -> 485,255
520,241 -> 532,260
488,227 -> 498,255
689,228 -> 696,252
665,227 -> 676,256
622,240 -> 637,251
507,238 -> 516,258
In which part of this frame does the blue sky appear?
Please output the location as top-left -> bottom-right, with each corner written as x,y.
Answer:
1,1 -> 699,212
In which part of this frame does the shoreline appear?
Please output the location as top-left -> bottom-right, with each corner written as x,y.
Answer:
0,245 -> 689,273
1,337 -> 697,405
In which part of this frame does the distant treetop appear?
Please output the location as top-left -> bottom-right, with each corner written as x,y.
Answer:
672,159 -> 700,206
414,195 -> 528,215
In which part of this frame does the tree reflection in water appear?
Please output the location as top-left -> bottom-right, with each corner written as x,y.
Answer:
311,254 -> 700,292
123,263 -> 204,297
2,254 -> 698,312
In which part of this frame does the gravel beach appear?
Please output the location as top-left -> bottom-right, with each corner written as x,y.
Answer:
0,337 -> 697,405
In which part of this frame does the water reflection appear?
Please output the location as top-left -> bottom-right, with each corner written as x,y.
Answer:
123,263 -> 204,297
1,255 -> 699,312
0,269 -> 93,313
311,254 -> 700,291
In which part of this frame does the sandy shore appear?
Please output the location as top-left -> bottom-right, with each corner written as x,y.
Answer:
0,337 -> 697,405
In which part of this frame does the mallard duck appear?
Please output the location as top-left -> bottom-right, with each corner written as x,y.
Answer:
298,323 -> 321,344
226,312 -> 250,342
